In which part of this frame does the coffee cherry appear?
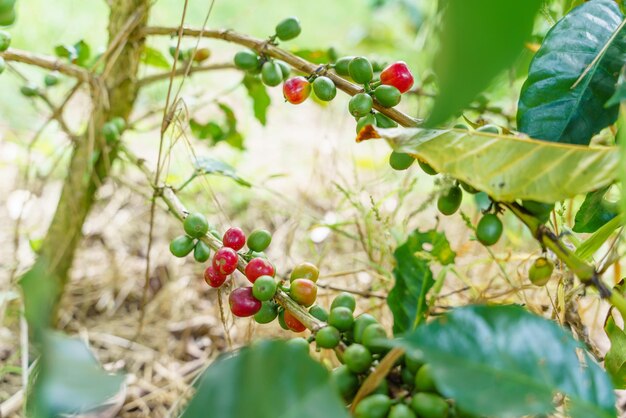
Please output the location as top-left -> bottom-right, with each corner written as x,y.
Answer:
389,404 -> 417,418
362,323 -> 388,354
312,76 -> 337,101
353,313 -> 378,343
290,262 -> 319,282
169,235 -> 195,258
261,60 -> 283,87
476,213 -> 503,246
331,365 -> 359,401
522,200 -> 554,224
223,227 -> 246,251
20,84 -> 39,97
0,8 -> 15,26
213,247 -> 239,275
331,292 -> 356,312
315,326 -> 341,349
283,309 -> 306,332
276,60 -> 290,80
254,301 -> 279,324
459,181 -> 478,194
229,287 -> 262,317
192,47 -> 211,63
184,213 -> 209,238
308,305 -> 329,322
354,394 -> 391,418
410,393 -> 449,418
374,85 -> 401,108
247,229 -> 272,252
349,93 -> 373,118
204,265 -> 227,288
252,275 -> 277,301
110,117 -> 126,133
334,56 -> 354,77
476,124 -> 500,134
283,76 -> 311,104
328,307 -> 354,331
286,337 -> 310,353
529,257 -> 554,286
437,186 -> 462,216
418,160 -> 438,175
245,257 -> 275,283
453,123 -> 470,130
193,240 -> 211,262
102,122 -> 120,143
380,61 -> 414,93
0,0 -> 15,14
405,350 -> 424,374
290,279 -> 317,307
414,364 -> 437,392
275,17 -> 301,41
375,112 -> 398,128
278,309 -> 289,330
356,113 -> 377,134
0,30 -> 10,52
389,151 -> 414,171
343,343 -> 373,373
348,57 -> 373,84
234,50 -> 259,70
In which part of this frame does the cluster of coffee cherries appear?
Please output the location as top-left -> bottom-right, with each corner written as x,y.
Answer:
233,17 -> 300,88
279,292 -> 461,418
169,212 -> 213,263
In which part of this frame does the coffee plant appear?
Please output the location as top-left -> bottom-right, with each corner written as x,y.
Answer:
4,0 -> 626,417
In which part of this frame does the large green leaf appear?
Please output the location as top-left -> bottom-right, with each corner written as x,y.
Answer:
395,305 -> 615,418
427,0 -> 541,126
182,340 -> 349,418
604,314 -> 626,389
573,187 -> 619,233
190,103 -> 244,150
29,331 -> 125,417
141,46 -> 171,69
517,0 -> 626,145
243,75 -> 271,126
575,215 -> 622,260
361,126 -> 619,203
388,229 -> 455,335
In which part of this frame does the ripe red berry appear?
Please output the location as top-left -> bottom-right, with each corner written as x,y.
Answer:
222,227 -> 246,251
229,287 -> 262,317
283,309 -> 307,332
283,76 -> 311,104
212,247 -> 239,275
380,61 -> 414,94
204,265 -> 227,288
290,279 -> 318,307
245,257 -> 275,283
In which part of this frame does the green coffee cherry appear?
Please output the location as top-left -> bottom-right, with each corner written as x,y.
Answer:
275,17 -> 301,41
309,305 -> 329,322
247,229 -> 272,252
414,364 -> 437,392
312,76 -> 337,101
328,307 -> 354,331
169,235 -> 195,258
44,72 -> 60,87
476,124 -> 500,134
334,56 -> 354,76
476,213 -> 503,246
275,60 -> 290,80
234,50 -> 259,71
354,394 -> 391,418
353,314 -> 377,344
529,257 -> 554,286
193,240 -> 211,262
418,160 -> 437,175
437,186 -> 462,216
331,292 -> 356,312
0,30 -> 10,51
343,343 -> 373,373
389,151 -> 414,171
110,117 -> 126,133
349,93 -> 373,118
261,61 -> 283,87
20,84 -> 39,97
374,85 -> 401,108
349,57 -> 373,84
0,8 -> 15,26
183,213 -> 209,238
410,393 -> 449,418
361,323 -> 388,354
102,122 -> 120,143
331,365 -> 359,401
254,301 -> 279,324
389,404 -> 417,418
315,326 -> 341,349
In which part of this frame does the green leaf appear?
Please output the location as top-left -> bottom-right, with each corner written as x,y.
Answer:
426,0 -> 541,126
182,340 -> 349,418
604,314 -> 626,389
388,229 -> 455,335
573,187 -> 619,233
606,70 -> 626,107
517,0 -> 626,145
190,103 -> 244,150
141,46 -> 171,69
19,258 -> 59,336
243,75 -> 271,126
194,157 -> 251,187
362,126 -> 619,203
54,44 -> 77,61
575,215 -> 622,260
395,305 -> 616,418
29,331 -> 124,417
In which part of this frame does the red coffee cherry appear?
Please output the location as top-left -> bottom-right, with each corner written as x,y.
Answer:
245,257 -> 275,283
229,287 -> 262,317
223,227 -> 246,251
380,61 -> 414,94
290,279 -> 318,307
283,309 -> 307,332
283,76 -> 311,104
212,247 -> 239,275
204,265 -> 227,288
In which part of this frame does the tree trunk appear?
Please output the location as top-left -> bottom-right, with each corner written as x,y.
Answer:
21,0 -> 150,326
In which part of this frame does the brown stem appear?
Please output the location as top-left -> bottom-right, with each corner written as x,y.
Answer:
142,26 -> 421,128
1,49 -> 91,81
